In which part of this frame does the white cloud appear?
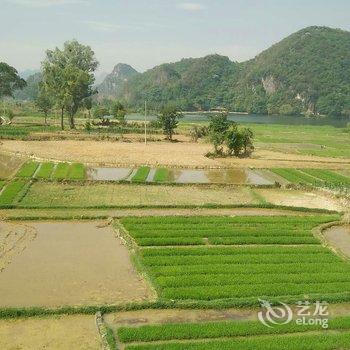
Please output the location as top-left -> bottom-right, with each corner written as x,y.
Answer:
178,2 -> 205,12
6,0 -> 88,7
82,20 -> 121,32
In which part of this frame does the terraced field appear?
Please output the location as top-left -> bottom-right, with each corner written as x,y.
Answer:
120,215 -> 350,305
115,316 -> 350,350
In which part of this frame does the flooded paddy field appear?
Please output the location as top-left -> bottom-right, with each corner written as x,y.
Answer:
323,225 -> 350,258
0,221 -> 152,307
87,166 -> 276,185
0,315 -> 99,350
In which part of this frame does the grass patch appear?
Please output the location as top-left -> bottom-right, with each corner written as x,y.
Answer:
35,162 -> 55,179
154,168 -> 170,183
0,180 -> 28,205
16,161 -> 39,178
51,163 -> 70,180
67,163 -> 86,180
132,167 -> 151,183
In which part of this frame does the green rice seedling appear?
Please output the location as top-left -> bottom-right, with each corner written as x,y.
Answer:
156,272 -> 350,288
208,236 -> 319,245
129,229 -> 312,238
67,163 -> 86,180
154,168 -> 170,182
0,181 -> 5,191
118,316 -> 350,343
124,331 -> 350,350
141,245 -> 329,257
0,180 -> 28,205
131,167 -> 151,182
16,161 -> 39,178
35,162 -> 55,179
142,253 -> 338,267
136,237 -> 204,246
270,168 -> 319,184
162,281 -> 350,300
302,169 -> 350,186
150,262 -> 348,277
52,163 -> 70,180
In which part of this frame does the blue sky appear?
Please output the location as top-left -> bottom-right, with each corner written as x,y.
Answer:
0,0 -> 349,74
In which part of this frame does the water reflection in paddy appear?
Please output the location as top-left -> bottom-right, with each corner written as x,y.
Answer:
87,167 -> 131,181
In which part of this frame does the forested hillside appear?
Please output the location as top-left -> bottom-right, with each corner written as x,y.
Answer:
112,26 -> 350,117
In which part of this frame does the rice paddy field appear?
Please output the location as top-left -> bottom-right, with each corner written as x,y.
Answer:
271,168 -> 350,187
113,316 -> 350,350
119,215 -> 350,305
14,161 -> 86,181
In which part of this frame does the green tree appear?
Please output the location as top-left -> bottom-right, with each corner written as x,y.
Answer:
42,40 -> 98,130
208,113 -> 230,154
158,106 -> 181,140
226,126 -> 254,157
35,85 -> 54,125
0,62 -> 26,98
83,97 -> 93,118
111,101 -> 126,123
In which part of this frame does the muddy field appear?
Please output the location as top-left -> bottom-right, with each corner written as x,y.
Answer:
0,221 -> 152,307
323,225 -> 350,257
254,188 -> 343,211
1,140 -> 349,169
0,315 -> 99,350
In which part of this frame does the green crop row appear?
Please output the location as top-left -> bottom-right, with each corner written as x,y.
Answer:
156,272 -> 350,289
162,281 -> 350,300
15,161 -> 86,181
118,316 -> 350,343
129,229 -> 312,238
150,261 -> 349,277
67,163 -> 86,180
132,167 -> 151,182
16,161 -> 40,178
153,168 -> 170,182
121,215 -> 339,225
141,245 -> 329,257
135,235 -> 318,246
0,180 -> 28,205
302,169 -> 350,185
123,331 -> 350,350
35,162 -> 56,179
271,168 -> 350,187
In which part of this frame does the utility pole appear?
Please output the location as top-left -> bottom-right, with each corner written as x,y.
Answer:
144,100 -> 147,145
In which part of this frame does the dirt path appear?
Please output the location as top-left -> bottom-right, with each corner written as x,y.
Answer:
0,221 -> 153,307
322,225 -> 350,258
1,140 -> 349,169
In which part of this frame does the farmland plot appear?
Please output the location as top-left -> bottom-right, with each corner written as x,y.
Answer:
119,215 -> 350,304
0,221 -> 152,307
116,316 -> 350,350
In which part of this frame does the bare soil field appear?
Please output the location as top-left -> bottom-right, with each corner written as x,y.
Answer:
254,188 -> 343,211
0,221 -> 152,307
323,225 -> 350,257
1,140 -> 349,169
0,315 -> 99,350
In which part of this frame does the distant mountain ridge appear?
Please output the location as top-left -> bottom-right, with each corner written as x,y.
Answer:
97,63 -> 139,98
15,26 -> 350,117
103,26 -> 349,117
